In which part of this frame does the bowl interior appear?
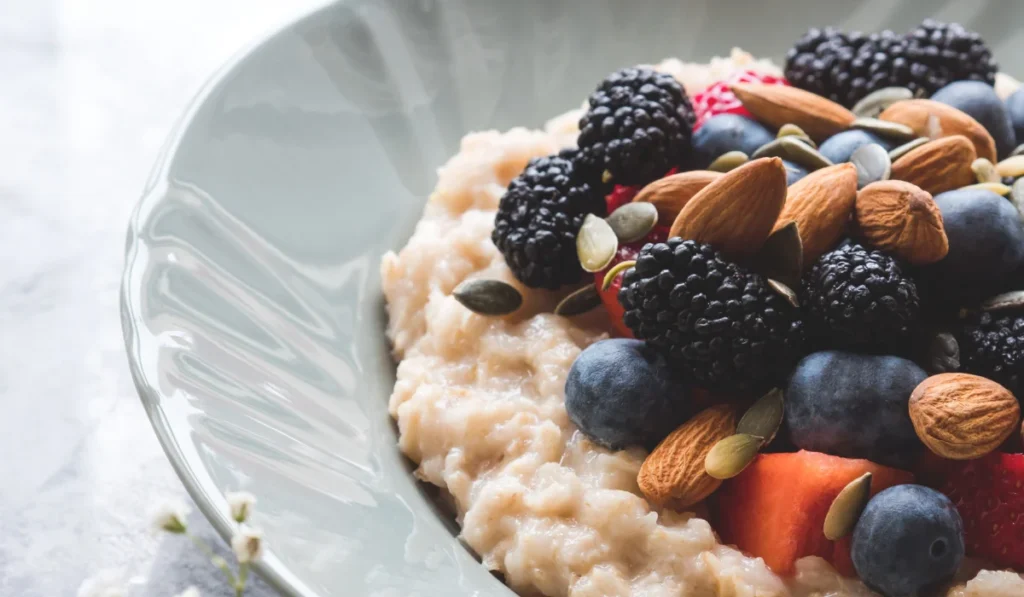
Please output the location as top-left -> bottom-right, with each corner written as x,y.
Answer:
122,1 -> 1024,595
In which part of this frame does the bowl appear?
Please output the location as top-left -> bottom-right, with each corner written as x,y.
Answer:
121,1 -> 1024,595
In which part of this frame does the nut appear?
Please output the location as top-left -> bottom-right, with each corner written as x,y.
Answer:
890,136 -> 977,195
731,83 -> 856,141
670,158 -> 787,260
638,404 -> 738,510
632,170 -> 722,226
855,180 -> 948,265
909,373 -> 1021,460
879,99 -> 997,162
776,163 -> 858,264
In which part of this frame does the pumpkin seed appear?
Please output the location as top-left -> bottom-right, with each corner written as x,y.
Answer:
601,259 -> 637,291
554,285 -> 602,316
981,290 -> 1024,312
753,136 -> 833,171
452,279 -> 523,316
823,473 -> 873,540
777,123 -> 816,148
888,137 -> 930,161
1011,179 -> 1024,221
607,202 -> 658,243
851,117 -> 917,142
768,279 -> 800,308
851,87 -> 913,118
705,433 -> 764,480
972,158 -> 1001,184
708,151 -> 749,173
737,388 -> 784,445
751,222 -> 802,289
1012,144 -> 1024,158
850,143 -> 892,189
996,155 -> 1024,179
961,182 -> 1012,196
577,214 -> 618,272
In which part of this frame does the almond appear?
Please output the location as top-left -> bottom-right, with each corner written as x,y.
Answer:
730,83 -> 856,141
855,180 -> 948,265
909,373 -> 1020,460
879,99 -> 997,162
890,136 -> 977,195
633,170 -> 722,226
670,158 -> 787,260
775,163 -> 857,264
638,404 -> 738,510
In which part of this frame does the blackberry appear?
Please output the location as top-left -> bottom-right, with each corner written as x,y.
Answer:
959,311 -> 1024,396
618,239 -> 804,392
577,67 -> 695,187
905,19 -> 997,95
492,150 -> 604,289
802,244 -> 920,351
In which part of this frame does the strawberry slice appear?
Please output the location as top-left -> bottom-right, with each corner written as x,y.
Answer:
692,70 -> 789,130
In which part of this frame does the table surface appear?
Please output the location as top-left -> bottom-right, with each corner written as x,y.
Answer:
0,1 -> 323,595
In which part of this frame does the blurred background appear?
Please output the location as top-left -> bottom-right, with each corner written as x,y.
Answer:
0,1 -> 322,595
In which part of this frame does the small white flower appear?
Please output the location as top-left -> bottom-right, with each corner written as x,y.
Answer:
231,525 -> 265,563
226,491 -> 256,523
77,569 -> 125,597
149,498 -> 190,534
174,587 -> 201,597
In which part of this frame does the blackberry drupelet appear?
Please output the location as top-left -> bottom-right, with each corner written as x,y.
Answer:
905,19 -> 997,95
618,239 -> 804,392
576,67 -> 695,187
492,150 -> 605,289
802,244 -> 920,351
959,311 -> 1024,396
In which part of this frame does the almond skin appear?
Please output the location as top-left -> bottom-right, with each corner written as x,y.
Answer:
879,99 -> 997,162
855,180 -> 948,265
776,163 -> 857,264
731,83 -> 856,140
909,373 -> 1020,460
638,403 -> 738,510
633,170 -> 722,226
670,157 -> 787,260
890,136 -> 977,195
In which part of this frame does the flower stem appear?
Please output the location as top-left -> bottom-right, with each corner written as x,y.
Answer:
236,562 -> 250,596
186,531 -> 237,587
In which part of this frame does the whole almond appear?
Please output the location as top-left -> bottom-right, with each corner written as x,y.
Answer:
731,83 -> 856,140
909,373 -> 1020,460
638,404 -> 738,510
670,158 -> 787,260
776,163 -> 857,264
633,170 -> 722,226
890,136 -> 977,195
855,180 -> 948,265
879,99 -> 997,162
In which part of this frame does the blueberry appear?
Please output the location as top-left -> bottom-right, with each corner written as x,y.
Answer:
565,339 -> 690,450
852,485 -> 964,597
785,351 -> 925,469
932,81 -> 1016,159
1007,87 -> 1024,149
818,130 -> 894,164
692,114 -> 774,168
782,159 -> 808,185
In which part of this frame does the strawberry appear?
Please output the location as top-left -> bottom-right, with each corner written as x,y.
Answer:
594,226 -> 669,338
692,70 -> 789,130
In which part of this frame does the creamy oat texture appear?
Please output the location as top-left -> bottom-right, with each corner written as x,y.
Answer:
381,50 -> 1024,597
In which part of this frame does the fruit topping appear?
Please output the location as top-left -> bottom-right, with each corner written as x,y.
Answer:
851,484 -> 964,597
906,19 -> 997,92
959,311 -> 1024,397
1007,88 -> 1024,149
818,129 -> 894,164
691,114 -> 774,168
854,180 -> 948,266
594,227 -> 669,338
782,159 -> 808,185
691,70 -> 789,129
931,80 -> 1017,159
786,351 -> 926,468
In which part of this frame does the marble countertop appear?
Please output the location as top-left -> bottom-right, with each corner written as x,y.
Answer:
0,1 -> 322,594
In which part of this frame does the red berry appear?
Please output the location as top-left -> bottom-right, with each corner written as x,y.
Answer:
594,226 -> 669,338
692,70 -> 789,130
603,168 -> 679,214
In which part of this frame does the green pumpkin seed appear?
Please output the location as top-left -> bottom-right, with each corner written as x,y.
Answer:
1012,144 -> 1024,158
888,137 -> 930,161
753,136 -> 833,171
823,473 -> 873,540
981,290 -> 1024,312
961,182 -> 1012,196
777,123 -> 817,148
577,214 -> 618,272
768,279 -> 800,308
705,433 -> 764,480
737,388 -> 784,445
972,158 -> 1001,184
851,87 -> 913,118
601,260 -> 637,291
996,155 -> 1024,179
850,143 -> 891,189
453,279 -> 523,316
851,117 -> 917,142
708,151 -> 749,173
607,202 -> 658,243
554,285 -> 602,316
751,222 -> 803,289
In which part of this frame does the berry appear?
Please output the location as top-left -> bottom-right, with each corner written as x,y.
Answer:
691,114 -> 774,168
492,150 -> 605,289
577,68 -> 695,187
564,338 -> 691,450
782,159 -> 808,185
691,70 -> 789,129
905,19 -> 997,96
786,351 -> 926,469
931,81 -> 1016,159
1007,88 -> 1024,147
852,485 -> 964,597
937,452 -> 1024,570
594,227 -> 669,339
817,129 -> 894,164
618,239 -> 804,392
802,244 -> 920,352
959,311 -> 1024,397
